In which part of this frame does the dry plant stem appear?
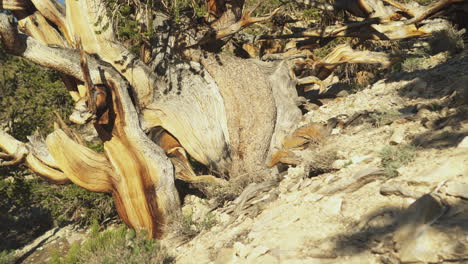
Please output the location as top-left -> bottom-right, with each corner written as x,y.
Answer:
405,0 -> 466,25
214,2 -> 280,40
259,18 -> 418,40
297,76 -> 325,93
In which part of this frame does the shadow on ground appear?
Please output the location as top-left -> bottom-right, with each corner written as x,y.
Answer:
317,195 -> 468,262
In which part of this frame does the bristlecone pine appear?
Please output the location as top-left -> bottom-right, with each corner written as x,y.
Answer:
0,0 -> 464,238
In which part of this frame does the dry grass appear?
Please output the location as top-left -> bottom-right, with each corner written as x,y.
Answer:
379,145 -> 417,178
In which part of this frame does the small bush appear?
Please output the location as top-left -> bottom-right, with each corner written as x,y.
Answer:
369,109 -> 403,127
0,251 -> 15,264
401,57 -> 426,72
0,176 -> 117,228
429,26 -> 465,55
308,148 -> 338,177
379,145 -> 416,177
173,211 -> 218,239
34,183 -> 117,226
49,222 -> 173,264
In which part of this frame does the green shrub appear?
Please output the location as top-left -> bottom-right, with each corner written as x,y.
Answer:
50,223 -> 173,264
36,183 -> 116,226
429,26 -> 464,55
369,109 -> 403,127
379,145 -> 416,177
0,49 -> 73,141
0,176 -> 117,228
401,57 -> 426,72
0,250 -> 15,264
174,211 -> 218,239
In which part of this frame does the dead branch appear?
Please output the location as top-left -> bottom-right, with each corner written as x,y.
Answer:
202,0 -> 280,43
0,0 -> 33,11
405,0 -> 466,25
77,37 -> 97,116
381,0 -> 415,17
30,0 -> 72,43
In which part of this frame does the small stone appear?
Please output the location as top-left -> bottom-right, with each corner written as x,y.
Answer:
321,196 -> 342,215
304,193 -> 323,202
215,248 -> 237,264
331,159 -> 348,169
336,90 -> 349,97
444,181 -> 468,199
287,166 -> 306,179
350,155 -> 373,164
331,128 -> 341,135
284,192 -> 302,204
416,108 -> 432,119
457,137 -> 468,148
389,127 -> 406,145
247,245 -> 270,260
255,254 -> 279,264
234,242 -> 248,258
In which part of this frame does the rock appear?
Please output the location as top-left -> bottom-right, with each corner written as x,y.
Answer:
304,193 -> 324,202
284,191 -> 302,204
350,155 -> 373,164
287,166 -> 307,179
215,248 -> 238,264
458,136 -> 468,148
331,128 -> 341,135
317,167 -> 385,195
321,196 -> 342,215
416,108 -> 432,119
443,181 -> 468,199
254,254 -> 279,264
234,242 -> 248,258
183,195 -> 210,222
246,245 -> 270,260
331,159 -> 348,169
389,127 -> 406,145
66,232 -> 84,245
393,194 -> 446,263
336,90 -> 349,97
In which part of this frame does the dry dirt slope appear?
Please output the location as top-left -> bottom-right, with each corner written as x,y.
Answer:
171,50 -> 468,264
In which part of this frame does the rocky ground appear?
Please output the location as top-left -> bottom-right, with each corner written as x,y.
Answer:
12,49 -> 468,264
170,49 -> 468,264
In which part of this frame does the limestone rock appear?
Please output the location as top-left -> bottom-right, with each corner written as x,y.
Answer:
389,127 -> 406,145
458,136 -> 468,148
443,181 -> 468,199
215,248 -> 238,264
321,196 -> 343,215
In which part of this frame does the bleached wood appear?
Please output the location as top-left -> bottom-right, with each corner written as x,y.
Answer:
0,0 -> 31,10
0,13 -> 180,237
30,0 -> 72,43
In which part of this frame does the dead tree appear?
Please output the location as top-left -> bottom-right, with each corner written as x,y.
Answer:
0,0 -> 464,238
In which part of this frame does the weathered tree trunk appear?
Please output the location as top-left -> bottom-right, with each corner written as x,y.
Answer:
1,0 -> 464,238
